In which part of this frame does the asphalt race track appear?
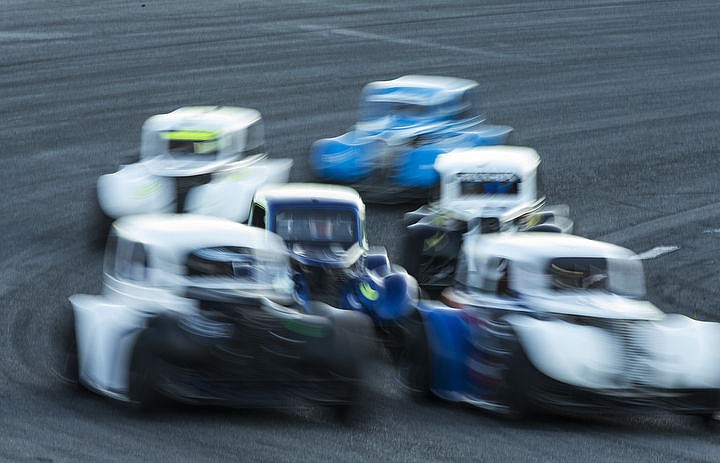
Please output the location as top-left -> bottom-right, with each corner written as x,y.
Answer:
2,1 -> 720,461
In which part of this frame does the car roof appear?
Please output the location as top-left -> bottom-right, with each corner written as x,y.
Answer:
253,183 -> 365,211
435,146 -> 540,178
142,106 -> 261,135
112,214 -> 286,255
362,75 -> 478,105
464,232 -> 636,265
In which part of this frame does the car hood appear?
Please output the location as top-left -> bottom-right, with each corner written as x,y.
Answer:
446,199 -> 540,223
523,293 -> 665,321
141,153 -> 265,177
290,242 -> 365,269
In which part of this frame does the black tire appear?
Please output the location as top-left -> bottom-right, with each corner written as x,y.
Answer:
395,314 -> 433,401
54,305 -> 80,389
697,413 -> 720,431
127,333 -> 163,411
502,343 -> 533,420
323,326 -> 367,423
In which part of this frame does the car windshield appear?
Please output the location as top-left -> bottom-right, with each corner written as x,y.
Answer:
185,246 -> 293,296
458,172 -> 520,196
275,208 -> 357,249
161,130 -> 220,159
358,100 -> 432,123
548,257 -> 646,298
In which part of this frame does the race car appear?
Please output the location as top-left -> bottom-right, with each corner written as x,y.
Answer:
309,75 -> 514,203
65,214 -> 372,413
402,146 -> 573,290
398,232 -> 720,421
94,106 -> 293,240
249,183 -> 418,343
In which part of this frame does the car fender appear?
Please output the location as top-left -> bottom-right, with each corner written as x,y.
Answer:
392,145 -> 443,188
353,267 -> 418,321
417,302 -> 471,394
634,314 -> 720,388
365,248 -> 390,273
309,132 -> 379,182
97,163 -> 174,219
185,158 -> 292,222
505,314 -> 622,389
69,294 -> 149,397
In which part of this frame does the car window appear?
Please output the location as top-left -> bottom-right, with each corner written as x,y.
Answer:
275,208 -> 357,247
162,130 -> 220,158
185,246 -> 294,297
250,204 -> 266,228
549,258 -> 608,292
112,239 -> 148,282
458,172 -> 520,196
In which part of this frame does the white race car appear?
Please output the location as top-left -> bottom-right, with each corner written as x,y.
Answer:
402,146 -> 573,289
401,232 -> 720,421
65,214 -> 372,412
96,106 -> 293,230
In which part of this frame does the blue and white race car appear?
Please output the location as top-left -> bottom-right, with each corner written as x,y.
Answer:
398,232 -> 720,422
310,75 -> 514,203
249,183 -> 418,336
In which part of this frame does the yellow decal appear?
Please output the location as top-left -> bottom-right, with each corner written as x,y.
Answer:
227,170 -> 251,182
423,232 -> 445,251
161,130 -> 219,141
133,180 -> 162,199
522,213 -> 542,228
359,281 -> 379,301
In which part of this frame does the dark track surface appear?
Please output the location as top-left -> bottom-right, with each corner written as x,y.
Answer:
2,1 -> 720,461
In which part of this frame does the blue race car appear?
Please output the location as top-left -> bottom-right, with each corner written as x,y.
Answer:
310,75 -> 514,203
249,183 -> 418,332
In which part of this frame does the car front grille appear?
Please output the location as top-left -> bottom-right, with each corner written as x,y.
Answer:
606,320 -> 653,386
301,264 -> 351,307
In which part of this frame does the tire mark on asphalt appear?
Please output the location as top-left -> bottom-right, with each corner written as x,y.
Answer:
293,23 -> 542,62
597,201 -> 720,244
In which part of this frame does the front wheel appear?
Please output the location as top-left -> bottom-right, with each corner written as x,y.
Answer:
502,343 -> 533,419
394,315 -> 433,401
127,333 -> 163,411
54,305 -> 80,388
